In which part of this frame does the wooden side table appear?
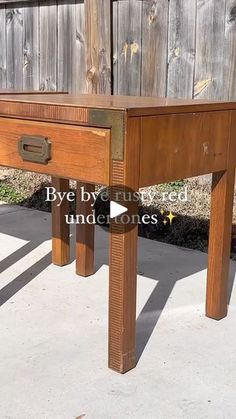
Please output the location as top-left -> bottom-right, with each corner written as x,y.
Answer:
0,94 -> 235,373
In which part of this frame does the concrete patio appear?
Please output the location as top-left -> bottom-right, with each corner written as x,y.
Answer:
0,203 -> 236,419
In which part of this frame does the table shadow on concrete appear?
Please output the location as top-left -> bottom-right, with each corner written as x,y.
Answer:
0,205 -> 235,365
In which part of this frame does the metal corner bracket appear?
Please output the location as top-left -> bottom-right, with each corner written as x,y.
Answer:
88,109 -> 125,160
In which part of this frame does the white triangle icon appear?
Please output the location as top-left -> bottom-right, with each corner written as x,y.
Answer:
110,201 -> 128,219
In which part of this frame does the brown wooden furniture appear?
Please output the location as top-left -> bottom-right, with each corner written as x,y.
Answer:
0,94 -> 235,373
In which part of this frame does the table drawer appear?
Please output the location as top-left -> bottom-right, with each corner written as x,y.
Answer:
0,118 -> 110,184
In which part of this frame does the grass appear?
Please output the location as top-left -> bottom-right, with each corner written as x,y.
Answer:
156,180 -> 186,192
0,182 -> 26,204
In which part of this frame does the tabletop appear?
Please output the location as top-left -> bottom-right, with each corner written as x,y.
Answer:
0,94 -> 236,116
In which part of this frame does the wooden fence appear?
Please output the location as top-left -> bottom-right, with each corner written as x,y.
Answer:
0,0 -> 236,100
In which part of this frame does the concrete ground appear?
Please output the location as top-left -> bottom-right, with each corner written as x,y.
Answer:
0,204 -> 236,419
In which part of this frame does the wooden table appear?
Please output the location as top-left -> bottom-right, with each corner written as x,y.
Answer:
0,94 -> 235,374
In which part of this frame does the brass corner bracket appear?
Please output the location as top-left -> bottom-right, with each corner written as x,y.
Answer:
88,109 -> 125,160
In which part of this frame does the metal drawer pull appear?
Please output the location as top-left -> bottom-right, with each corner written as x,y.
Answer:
18,135 -> 51,164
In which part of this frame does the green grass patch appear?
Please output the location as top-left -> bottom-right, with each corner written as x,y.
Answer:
0,182 -> 25,204
157,179 -> 186,193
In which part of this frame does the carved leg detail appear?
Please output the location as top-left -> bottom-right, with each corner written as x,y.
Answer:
109,222 -> 138,373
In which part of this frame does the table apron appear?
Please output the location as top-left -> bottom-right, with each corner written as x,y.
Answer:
139,111 -> 231,187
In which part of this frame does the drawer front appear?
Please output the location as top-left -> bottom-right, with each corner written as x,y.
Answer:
0,118 -> 110,184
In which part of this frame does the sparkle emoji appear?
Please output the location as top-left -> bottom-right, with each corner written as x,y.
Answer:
166,211 -> 176,225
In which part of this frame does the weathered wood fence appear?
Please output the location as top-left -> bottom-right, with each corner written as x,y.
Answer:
0,0 -> 236,100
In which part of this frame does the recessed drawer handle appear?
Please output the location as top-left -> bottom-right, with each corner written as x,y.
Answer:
18,135 -> 51,164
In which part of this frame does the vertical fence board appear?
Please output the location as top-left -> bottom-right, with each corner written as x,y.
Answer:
141,0 -> 169,97
97,0 -> 111,93
85,0 -> 111,94
23,1 -> 39,90
6,5 -> 24,88
112,0 -> 118,94
224,0 -> 236,100
194,0 -> 226,100
167,0 -> 196,98
71,0 -> 86,94
0,5 -> 6,87
39,0 -> 57,91
58,0 -> 75,92
117,0 -> 142,95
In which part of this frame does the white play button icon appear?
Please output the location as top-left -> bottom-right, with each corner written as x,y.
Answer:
110,201 -> 128,219
94,184 -> 138,233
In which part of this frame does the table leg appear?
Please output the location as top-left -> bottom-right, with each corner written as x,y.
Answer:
108,118 -> 140,373
109,223 -> 138,373
51,177 -> 70,266
76,182 -> 95,276
206,169 -> 235,320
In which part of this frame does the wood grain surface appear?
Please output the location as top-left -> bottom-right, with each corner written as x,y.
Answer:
84,0 -> 111,94
206,169 -> 235,319
206,109 -> 236,319
115,0 -> 142,96
0,6 -> 6,88
141,0 -> 169,97
0,0 -> 235,101
140,111 -> 231,186
23,1 -> 39,90
168,0 -> 196,98
1,94 -> 236,117
109,117 -> 141,373
0,117 -> 110,183
39,0 -> 57,91
194,0 -> 226,100
224,0 -> 236,101
76,182 -> 95,277
52,177 -> 70,266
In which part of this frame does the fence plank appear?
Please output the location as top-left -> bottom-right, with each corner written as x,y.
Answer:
23,1 -> 39,90
71,0 -> 86,94
0,6 -> 6,87
58,0 -> 75,92
84,0 -> 111,94
0,0 -> 37,3
224,0 -> 236,100
39,0 -> 57,91
167,0 -> 196,98
112,0 -> 118,94
194,0 -> 226,100
141,0 -> 169,97
97,0 -> 111,94
6,5 -> 24,88
117,0 -> 142,95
